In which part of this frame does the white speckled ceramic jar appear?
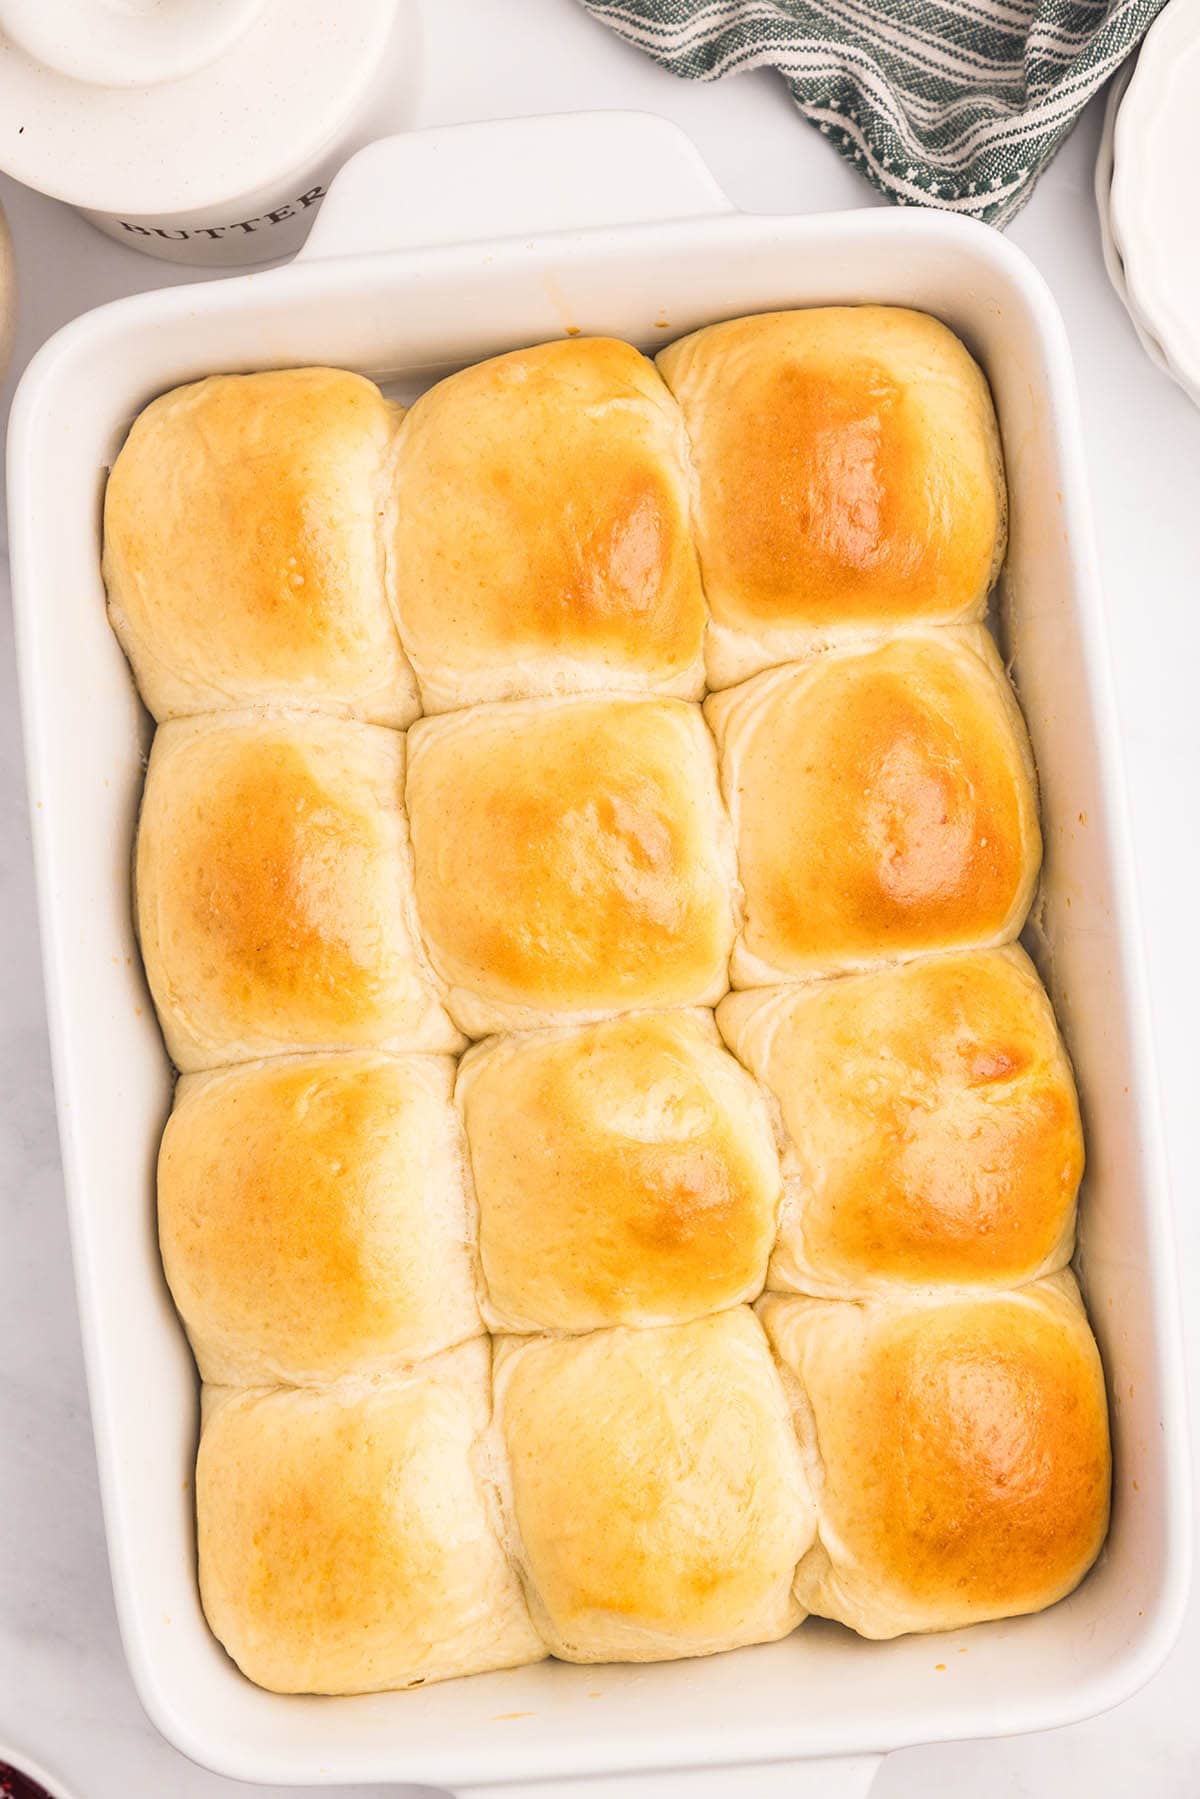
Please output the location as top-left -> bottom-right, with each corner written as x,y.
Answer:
0,0 -> 415,266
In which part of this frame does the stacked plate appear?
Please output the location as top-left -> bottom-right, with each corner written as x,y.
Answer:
1098,0 -> 1200,405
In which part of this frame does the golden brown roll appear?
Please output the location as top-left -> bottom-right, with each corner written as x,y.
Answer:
657,307 -> 1006,687
197,1344 -> 544,1694
707,627 -> 1040,983
495,1308 -> 814,1661
719,946 -> 1082,1296
159,1052 -> 482,1385
135,711 -> 461,1071
104,369 -> 417,725
759,1276 -> 1110,1638
405,697 -> 737,1035
388,338 -> 706,712
458,1010 -> 780,1331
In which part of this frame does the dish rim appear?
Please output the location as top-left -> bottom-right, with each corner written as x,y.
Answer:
6,138 -> 1191,1785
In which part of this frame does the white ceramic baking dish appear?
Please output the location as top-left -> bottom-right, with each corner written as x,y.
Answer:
6,112 -> 1190,1798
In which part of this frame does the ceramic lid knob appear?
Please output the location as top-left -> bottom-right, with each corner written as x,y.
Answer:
0,0 -> 265,88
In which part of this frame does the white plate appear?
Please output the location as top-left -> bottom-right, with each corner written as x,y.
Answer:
1094,61 -> 1175,381
5,113 -> 1191,1794
1108,0 -> 1200,404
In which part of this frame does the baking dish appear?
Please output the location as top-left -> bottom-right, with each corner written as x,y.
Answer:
6,112 -> 1189,1796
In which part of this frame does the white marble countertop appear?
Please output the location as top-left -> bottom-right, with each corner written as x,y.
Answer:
1,1 -> 1197,1794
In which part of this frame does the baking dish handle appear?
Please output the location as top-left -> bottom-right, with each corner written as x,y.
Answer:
455,1752 -> 883,1798
296,111 -> 734,262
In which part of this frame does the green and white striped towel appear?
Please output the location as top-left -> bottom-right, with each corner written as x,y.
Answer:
577,0 -> 1166,224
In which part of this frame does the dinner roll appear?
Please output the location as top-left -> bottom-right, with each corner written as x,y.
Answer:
759,1276 -> 1110,1638
388,338 -> 706,711
197,1344 -> 544,1694
707,628 -> 1040,983
406,697 -> 737,1035
159,1052 -> 481,1385
459,1010 -> 780,1332
495,1309 -> 814,1661
135,711 -> 461,1071
104,369 -> 417,725
657,307 -> 1005,687
719,946 -> 1082,1297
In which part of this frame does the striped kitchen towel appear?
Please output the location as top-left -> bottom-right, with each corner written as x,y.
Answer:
576,0 -> 1167,224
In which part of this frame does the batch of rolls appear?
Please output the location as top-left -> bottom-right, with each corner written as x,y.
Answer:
103,306 -> 1111,1698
